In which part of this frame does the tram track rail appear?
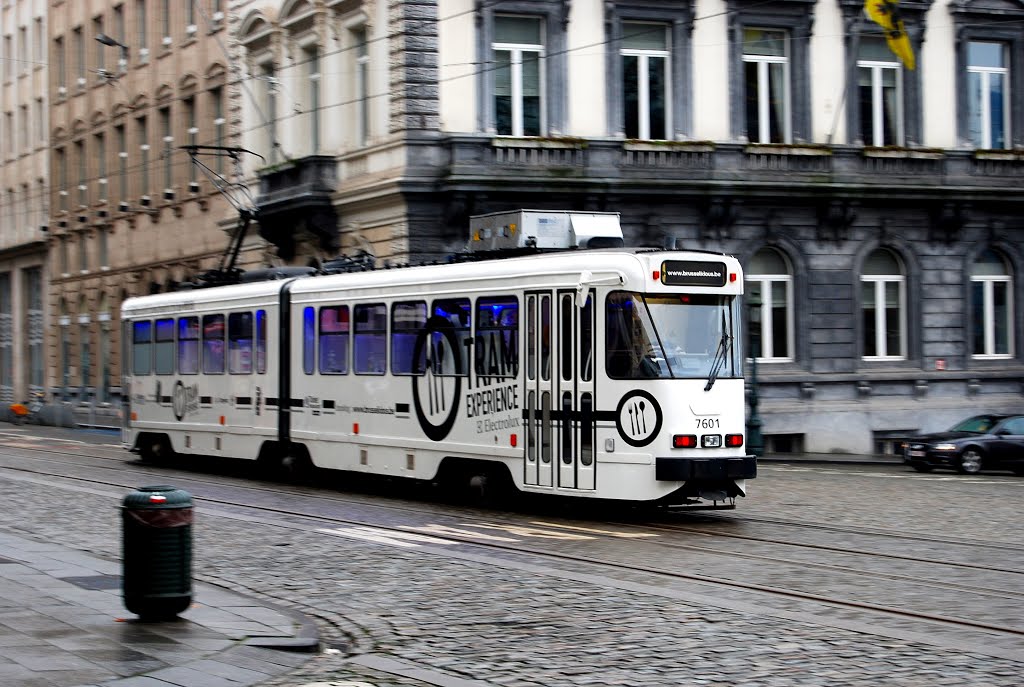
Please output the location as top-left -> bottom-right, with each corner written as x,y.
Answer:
1,439 -> 1023,654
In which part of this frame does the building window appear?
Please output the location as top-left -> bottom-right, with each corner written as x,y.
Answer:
94,132 -> 106,199
72,27 -> 86,87
98,228 -> 108,268
79,231 -> 89,273
74,140 -> 87,207
136,0 -> 148,62
115,124 -> 127,203
355,29 -> 369,145
136,115 -> 149,199
861,248 -> 906,360
183,97 -> 196,181
159,106 -> 172,192
161,0 -> 171,45
967,41 -> 1009,149
55,36 -> 65,92
746,247 -> 793,361
259,63 -> 278,163
93,17 -> 105,74
621,22 -> 670,140
858,38 -> 903,146
211,87 -> 224,174
0,274 -> 10,401
306,46 -> 321,153
25,267 -> 43,391
56,146 -> 67,211
493,16 -> 544,137
971,249 -> 1014,358
742,28 -> 790,143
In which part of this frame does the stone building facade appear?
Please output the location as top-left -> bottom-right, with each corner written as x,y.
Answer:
0,0 -> 49,406
227,0 -> 1023,454
46,0 -> 251,407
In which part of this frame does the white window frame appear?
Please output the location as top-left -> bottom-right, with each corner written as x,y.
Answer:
972,274 -> 1014,358
861,275 -> 907,360
746,273 -> 794,362
493,20 -> 546,138
620,23 -> 671,140
742,30 -> 791,144
968,42 -> 1010,149
858,58 -> 904,147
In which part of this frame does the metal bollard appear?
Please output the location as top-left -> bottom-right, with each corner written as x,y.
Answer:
121,485 -> 193,620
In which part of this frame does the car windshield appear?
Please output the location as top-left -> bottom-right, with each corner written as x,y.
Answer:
948,415 -> 1002,433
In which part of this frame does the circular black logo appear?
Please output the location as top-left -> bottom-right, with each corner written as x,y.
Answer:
172,380 -> 187,421
412,316 -> 463,442
616,390 -> 662,447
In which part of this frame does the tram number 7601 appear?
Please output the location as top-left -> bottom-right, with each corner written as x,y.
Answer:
695,418 -> 720,430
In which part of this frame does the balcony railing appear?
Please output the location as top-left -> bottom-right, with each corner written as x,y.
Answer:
442,135 -> 1024,193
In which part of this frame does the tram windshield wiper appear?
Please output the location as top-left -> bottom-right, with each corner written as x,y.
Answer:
704,331 -> 732,391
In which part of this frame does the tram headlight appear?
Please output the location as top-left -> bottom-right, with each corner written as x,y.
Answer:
701,434 -> 722,448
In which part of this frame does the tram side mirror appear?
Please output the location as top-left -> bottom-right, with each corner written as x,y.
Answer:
575,270 -> 592,308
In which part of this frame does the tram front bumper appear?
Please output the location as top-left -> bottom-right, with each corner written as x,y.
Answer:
655,456 -> 757,482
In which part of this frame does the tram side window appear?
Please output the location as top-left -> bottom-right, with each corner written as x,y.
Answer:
202,314 -> 226,374
228,312 -> 254,374
432,298 -> 471,376
354,303 -> 387,375
154,318 -> 175,375
255,310 -> 267,374
303,307 -> 315,375
178,317 -> 199,374
392,301 -> 426,375
319,305 -> 349,374
132,320 -> 153,375
475,296 -> 519,379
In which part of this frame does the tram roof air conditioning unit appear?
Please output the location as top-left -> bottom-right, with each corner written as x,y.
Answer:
468,209 -> 624,253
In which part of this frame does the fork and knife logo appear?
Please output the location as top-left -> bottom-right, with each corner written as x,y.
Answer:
616,390 -> 662,447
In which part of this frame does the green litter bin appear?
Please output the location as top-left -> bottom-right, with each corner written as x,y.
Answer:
121,485 -> 193,620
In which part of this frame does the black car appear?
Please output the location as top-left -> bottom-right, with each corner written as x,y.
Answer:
903,414 -> 1024,474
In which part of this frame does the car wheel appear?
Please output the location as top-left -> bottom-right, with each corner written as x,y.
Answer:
911,464 -> 933,473
957,449 -> 983,474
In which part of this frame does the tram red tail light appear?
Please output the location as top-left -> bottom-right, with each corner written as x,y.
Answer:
725,433 -> 744,447
672,434 -> 697,448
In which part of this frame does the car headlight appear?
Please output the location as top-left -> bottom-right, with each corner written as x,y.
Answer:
933,443 -> 958,451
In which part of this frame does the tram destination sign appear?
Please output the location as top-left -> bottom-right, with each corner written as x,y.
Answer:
661,260 -> 727,287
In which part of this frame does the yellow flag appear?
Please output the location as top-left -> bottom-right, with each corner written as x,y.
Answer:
864,0 -> 915,70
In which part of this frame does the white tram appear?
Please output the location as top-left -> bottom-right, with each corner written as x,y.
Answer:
122,210 -> 755,505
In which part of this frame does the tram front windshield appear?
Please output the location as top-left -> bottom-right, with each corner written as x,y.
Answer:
606,292 -> 738,380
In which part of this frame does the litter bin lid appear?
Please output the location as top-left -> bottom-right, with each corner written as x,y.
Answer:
122,485 -> 192,509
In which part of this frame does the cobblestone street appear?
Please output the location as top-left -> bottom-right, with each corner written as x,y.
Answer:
0,435 -> 1021,686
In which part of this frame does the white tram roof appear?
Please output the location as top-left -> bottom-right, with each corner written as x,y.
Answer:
289,249 -> 744,300
122,248 -> 744,317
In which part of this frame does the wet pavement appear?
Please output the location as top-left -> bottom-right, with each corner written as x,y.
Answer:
0,422 -> 1017,687
0,529 -> 317,687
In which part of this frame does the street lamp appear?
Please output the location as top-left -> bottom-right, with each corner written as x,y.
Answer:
95,33 -> 129,73
746,292 -> 765,457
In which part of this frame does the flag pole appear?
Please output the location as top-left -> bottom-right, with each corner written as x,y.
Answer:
827,13 -> 864,145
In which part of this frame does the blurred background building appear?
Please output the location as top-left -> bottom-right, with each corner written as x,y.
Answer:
0,0 -> 1020,453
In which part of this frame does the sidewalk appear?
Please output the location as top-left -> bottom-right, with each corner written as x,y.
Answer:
0,530 -> 318,687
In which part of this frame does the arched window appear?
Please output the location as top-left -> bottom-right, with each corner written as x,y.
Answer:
971,249 -> 1014,357
861,248 -> 906,359
746,247 -> 793,360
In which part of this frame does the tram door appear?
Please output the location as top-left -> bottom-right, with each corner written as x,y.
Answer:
524,290 -> 596,490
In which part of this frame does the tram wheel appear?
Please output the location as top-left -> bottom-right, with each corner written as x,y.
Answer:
139,436 -> 172,465
957,449 -> 983,474
266,445 -> 313,483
